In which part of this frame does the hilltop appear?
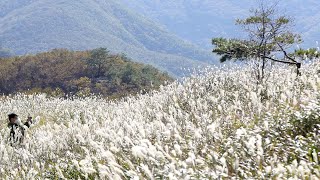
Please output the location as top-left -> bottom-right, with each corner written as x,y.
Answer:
0,48 -> 173,98
0,0 -> 216,76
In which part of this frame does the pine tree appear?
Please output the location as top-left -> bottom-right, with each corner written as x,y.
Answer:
212,1 -> 302,81
87,48 -> 110,78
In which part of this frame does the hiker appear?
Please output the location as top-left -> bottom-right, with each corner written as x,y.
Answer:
7,113 -> 33,146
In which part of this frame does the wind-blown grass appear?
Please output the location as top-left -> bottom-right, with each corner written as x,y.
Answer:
0,61 -> 319,179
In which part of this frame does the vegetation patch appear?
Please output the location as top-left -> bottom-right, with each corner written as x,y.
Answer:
0,48 -> 172,98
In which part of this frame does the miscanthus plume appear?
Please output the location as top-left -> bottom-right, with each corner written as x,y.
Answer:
0,61 -> 319,179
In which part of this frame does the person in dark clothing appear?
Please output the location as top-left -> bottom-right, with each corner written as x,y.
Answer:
7,113 -> 33,146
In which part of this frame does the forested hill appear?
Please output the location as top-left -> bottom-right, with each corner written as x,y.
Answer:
0,48 -> 173,98
0,0 -> 216,76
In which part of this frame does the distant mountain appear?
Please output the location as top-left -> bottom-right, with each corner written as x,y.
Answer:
120,0 -> 320,49
0,0 -> 216,77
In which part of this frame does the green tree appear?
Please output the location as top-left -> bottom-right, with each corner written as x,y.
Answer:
294,48 -> 319,60
122,64 -> 140,85
212,1 -> 302,81
87,48 -> 110,78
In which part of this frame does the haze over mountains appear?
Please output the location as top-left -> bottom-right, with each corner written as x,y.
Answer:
0,0 -> 319,76
121,0 -> 320,49
0,0 -> 215,76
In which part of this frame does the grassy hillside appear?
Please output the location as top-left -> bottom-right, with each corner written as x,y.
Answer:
120,0 -> 320,49
0,0 -> 216,76
0,49 -> 172,98
0,60 -> 319,178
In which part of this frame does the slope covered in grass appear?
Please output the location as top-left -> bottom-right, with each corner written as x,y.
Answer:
0,61 -> 320,179
0,0 -> 216,76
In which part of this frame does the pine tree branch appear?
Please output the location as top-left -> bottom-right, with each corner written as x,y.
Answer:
261,55 -> 297,65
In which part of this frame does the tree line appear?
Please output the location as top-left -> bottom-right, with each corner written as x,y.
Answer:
0,48 -> 172,98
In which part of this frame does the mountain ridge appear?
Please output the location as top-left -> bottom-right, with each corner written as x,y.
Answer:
120,0 -> 320,49
0,0 -> 216,76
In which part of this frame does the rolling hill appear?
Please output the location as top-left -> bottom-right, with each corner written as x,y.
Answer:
0,0 -> 216,76
0,48 -> 173,98
120,0 -> 320,49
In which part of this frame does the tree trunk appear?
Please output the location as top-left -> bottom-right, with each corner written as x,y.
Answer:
296,63 -> 301,76
261,55 -> 266,81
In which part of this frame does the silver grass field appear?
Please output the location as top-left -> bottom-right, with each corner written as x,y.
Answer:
0,61 -> 320,179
